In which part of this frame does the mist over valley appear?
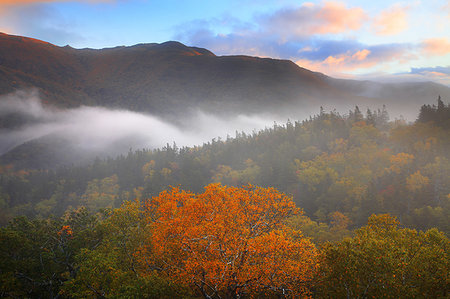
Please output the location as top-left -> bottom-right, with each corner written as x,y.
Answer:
0,90 -> 293,168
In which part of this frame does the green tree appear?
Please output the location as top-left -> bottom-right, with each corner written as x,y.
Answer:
317,214 -> 449,298
0,208 -> 101,298
62,200 -> 189,298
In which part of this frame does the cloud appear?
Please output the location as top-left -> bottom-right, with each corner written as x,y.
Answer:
410,66 -> 450,75
408,66 -> 450,85
421,38 -> 450,56
372,4 -> 410,36
296,52 -> 374,74
176,2 -> 422,77
177,29 -> 286,58
295,43 -> 414,75
177,15 -> 419,77
176,1 -> 369,57
0,0 -> 116,45
0,3 -> 84,45
259,1 -> 367,40
444,0 -> 450,15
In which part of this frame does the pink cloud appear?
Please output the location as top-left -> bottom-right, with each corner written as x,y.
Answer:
296,49 -> 375,74
262,1 -> 368,39
372,4 -> 410,36
444,0 -> 450,15
421,38 -> 450,55
315,2 -> 367,34
425,71 -> 447,77
321,49 -> 372,66
352,49 -> 370,61
295,47 -> 415,76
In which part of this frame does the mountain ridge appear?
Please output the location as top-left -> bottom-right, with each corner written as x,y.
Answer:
2,32 -> 448,121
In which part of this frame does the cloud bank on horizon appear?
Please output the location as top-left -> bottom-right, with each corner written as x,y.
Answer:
0,0 -> 449,85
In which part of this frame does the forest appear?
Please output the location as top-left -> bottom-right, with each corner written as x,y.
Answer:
0,99 -> 449,298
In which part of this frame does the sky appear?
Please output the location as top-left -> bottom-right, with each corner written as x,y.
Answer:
0,0 -> 449,85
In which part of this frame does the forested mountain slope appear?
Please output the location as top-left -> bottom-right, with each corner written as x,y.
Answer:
1,102 -> 448,235
0,101 -> 449,298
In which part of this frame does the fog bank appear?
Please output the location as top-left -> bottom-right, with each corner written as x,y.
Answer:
0,91 -> 288,163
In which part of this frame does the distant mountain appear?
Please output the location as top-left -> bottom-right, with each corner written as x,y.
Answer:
2,32 -> 448,120
1,32 -> 450,169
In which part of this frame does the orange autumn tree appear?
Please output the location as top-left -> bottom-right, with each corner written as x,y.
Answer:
139,183 -> 317,298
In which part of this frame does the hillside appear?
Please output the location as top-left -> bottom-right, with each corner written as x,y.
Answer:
0,33 -> 333,117
0,103 -> 448,231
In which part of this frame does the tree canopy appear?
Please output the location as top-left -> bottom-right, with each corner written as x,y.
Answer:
317,214 -> 449,298
140,183 -> 317,298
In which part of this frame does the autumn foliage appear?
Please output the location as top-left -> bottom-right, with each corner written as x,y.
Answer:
139,183 -> 317,298
1,186 -> 448,298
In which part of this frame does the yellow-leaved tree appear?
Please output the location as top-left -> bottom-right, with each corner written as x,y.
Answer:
139,183 -> 317,298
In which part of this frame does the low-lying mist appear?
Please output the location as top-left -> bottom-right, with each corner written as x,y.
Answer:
1,88 -> 423,168
0,91 -> 291,166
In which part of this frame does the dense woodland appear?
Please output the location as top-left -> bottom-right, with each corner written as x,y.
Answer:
0,99 -> 449,298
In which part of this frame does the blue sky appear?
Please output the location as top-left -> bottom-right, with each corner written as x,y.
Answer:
0,0 -> 449,85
